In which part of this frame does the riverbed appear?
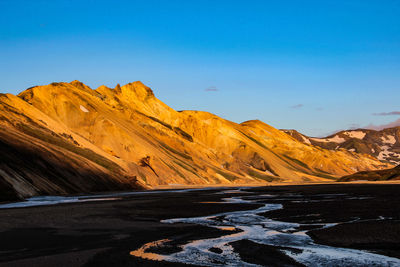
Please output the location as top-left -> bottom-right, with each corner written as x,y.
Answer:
0,184 -> 399,266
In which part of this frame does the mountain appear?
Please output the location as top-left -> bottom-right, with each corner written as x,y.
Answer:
283,128 -> 400,165
0,81 -> 391,200
0,93 -> 142,202
339,165 -> 400,182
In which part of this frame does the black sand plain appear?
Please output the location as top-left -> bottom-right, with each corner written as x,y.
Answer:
0,183 -> 399,266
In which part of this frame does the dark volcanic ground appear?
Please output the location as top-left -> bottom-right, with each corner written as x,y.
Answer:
0,184 -> 399,266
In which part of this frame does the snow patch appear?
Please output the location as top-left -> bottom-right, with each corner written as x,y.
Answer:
302,135 -> 311,145
377,140 -> 400,162
378,146 -> 390,161
311,135 -> 346,144
80,105 -> 89,113
344,131 -> 366,139
381,135 -> 396,145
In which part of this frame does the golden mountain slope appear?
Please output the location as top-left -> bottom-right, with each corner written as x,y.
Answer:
0,81 -> 391,199
0,93 -> 142,200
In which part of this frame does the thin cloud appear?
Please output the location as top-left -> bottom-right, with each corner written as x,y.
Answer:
315,107 -> 324,111
205,86 -> 218,92
365,118 -> 400,131
290,104 -> 304,109
372,111 -> 400,116
300,115 -> 400,137
324,119 -> 400,136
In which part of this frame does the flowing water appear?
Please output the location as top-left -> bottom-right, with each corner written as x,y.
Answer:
0,187 -> 221,209
1,187 -> 398,266
131,190 -> 400,267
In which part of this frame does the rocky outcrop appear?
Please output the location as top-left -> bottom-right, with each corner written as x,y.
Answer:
283,128 -> 400,165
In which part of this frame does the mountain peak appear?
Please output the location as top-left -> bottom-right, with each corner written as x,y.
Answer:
114,83 -> 122,94
119,81 -> 154,101
96,85 -> 112,91
69,80 -> 92,93
241,119 -> 263,125
70,80 -> 84,85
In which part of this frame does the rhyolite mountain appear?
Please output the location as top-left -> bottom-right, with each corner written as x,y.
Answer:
284,128 -> 400,165
0,81 -> 392,200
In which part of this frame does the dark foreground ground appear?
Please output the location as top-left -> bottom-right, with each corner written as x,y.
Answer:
0,184 -> 399,266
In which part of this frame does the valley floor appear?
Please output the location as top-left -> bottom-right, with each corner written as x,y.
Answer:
0,184 -> 399,266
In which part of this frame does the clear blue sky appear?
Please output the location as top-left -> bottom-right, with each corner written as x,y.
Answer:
1,0 -> 399,136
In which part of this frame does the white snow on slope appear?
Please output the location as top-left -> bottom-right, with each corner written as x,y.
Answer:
301,135 -> 311,145
381,135 -> 396,145
378,146 -> 390,160
344,131 -> 366,139
80,105 -> 89,113
377,146 -> 400,163
311,135 -> 346,143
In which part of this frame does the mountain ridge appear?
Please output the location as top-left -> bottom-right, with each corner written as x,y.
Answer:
0,80 -> 392,200
284,127 -> 400,165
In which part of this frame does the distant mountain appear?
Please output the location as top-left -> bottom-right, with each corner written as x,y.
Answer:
283,128 -> 400,165
339,165 -> 400,182
0,81 -> 391,200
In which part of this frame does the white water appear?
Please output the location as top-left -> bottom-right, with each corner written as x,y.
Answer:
0,195 -> 123,209
131,192 -> 400,267
2,187 -> 399,266
0,187 -> 226,209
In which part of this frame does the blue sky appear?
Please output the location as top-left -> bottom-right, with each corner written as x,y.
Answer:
1,0 -> 399,136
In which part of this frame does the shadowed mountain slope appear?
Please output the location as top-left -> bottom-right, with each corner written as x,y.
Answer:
339,165 -> 400,182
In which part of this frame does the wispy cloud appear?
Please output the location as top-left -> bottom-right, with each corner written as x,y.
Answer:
372,111 -> 400,116
290,104 -> 304,109
205,86 -> 218,92
315,107 -> 324,111
366,111 -> 400,130
365,118 -> 400,131
324,119 -> 400,136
